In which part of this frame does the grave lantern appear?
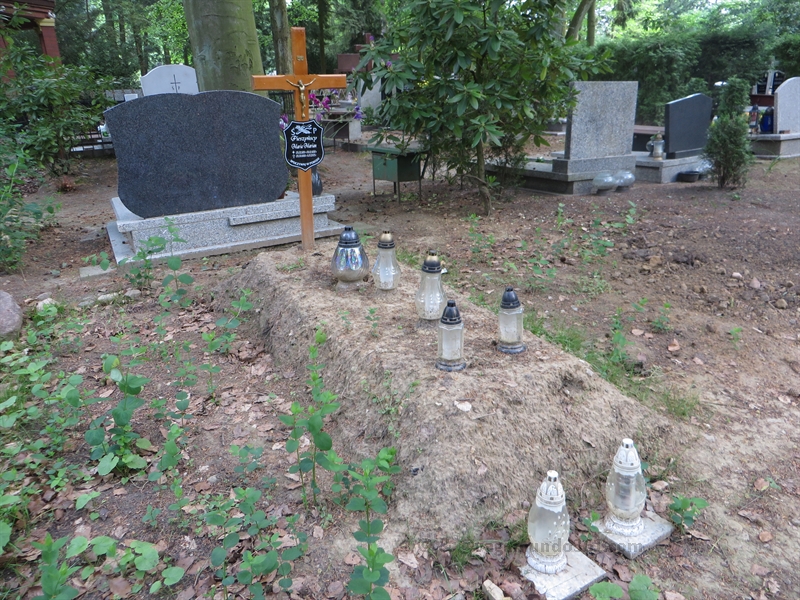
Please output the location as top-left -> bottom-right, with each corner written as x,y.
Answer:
371,231 -> 401,290
647,133 -> 665,159
527,470 -> 569,574
614,170 -> 635,192
436,300 -> 466,371
331,226 -> 369,290
497,286 -> 526,354
592,172 -> 616,195
604,438 -> 647,536
415,251 -> 447,321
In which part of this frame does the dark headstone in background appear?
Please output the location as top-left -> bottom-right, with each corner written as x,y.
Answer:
105,91 -> 288,219
664,93 -> 713,159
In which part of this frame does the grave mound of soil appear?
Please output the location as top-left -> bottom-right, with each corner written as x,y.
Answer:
226,242 -> 681,540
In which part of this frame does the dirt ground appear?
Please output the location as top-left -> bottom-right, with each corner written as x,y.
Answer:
2,140 -> 799,600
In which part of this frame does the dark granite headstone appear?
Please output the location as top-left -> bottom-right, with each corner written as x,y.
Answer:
105,91 -> 288,219
664,93 -> 712,159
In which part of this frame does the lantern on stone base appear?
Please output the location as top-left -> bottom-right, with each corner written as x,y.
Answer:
521,471 -> 607,599
592,438 -> 675,559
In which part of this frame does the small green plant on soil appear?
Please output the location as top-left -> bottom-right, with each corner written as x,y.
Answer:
83,350 -> 151,475
580,511 -> 601,542
119,234 -> 167,291
277,256 -> 306,272
345,447 -> 400,599
205,486 -> 306,595
280,328 -> 340,505
729,326 -> 743,348
366,307 -> 380,337
589,574 -> 659,600
651,302 -> 672,333
669,494 -> 709,533
368,372 -> 419,439
555,202 -> 573,229
466,213 -> 496,263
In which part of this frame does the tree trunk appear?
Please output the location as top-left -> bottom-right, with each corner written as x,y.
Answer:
164,45 -> 172,64
183,0 -> 265,91
475,140 -> 491,215
118,4 -> 126,46
566,0 -> 594,41
587,1 -> 596,46
317,0 -> 328,74
100,0 -> 118,48
268,0 -> 292,74
131,17 -> 148,75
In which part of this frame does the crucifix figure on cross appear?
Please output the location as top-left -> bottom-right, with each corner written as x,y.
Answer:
253,27 -> 347,251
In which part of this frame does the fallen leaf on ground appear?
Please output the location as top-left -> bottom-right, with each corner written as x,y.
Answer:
632,329 -> 644,336
613,563 -> 632,582
668,339 -> 681,353
663,592 -> 686,600
687,529 -> 711,541
758,531 -> 773,543
344,551 -> 361,566
753,478 -> 769,491
397,551 -> 419,569
750,563 -> 771,577
454,401 -> 472,412
109,577 -> 132,598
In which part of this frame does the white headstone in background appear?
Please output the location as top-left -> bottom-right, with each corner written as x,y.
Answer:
124,93 -> 139,102
774,76 -> 800,134
140,64 -> 199,97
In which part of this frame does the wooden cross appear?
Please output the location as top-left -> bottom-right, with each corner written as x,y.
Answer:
252,27 -> 347,251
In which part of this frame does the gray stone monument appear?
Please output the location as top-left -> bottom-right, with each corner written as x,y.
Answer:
556,81 -> 638,175
105,91 -> 342,262
664,93 -> 712,158
775,76 -> 800,134
486,81 -> 638,194
635,93 -> 712,183
749,76 -> 800,158
141,64 -> 199,96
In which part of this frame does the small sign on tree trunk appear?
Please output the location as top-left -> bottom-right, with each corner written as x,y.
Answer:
284,120 -> 324,170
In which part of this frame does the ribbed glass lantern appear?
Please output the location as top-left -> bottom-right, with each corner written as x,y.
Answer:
605,438 -> 647,536
498,286 -> 525,354
415,251 -> 447,321
436,300 -> 466,372
331,226 -> 369,290
371,231 -> 401,290
527,470 -> 570,574
614,170 -> 635,191
592,172 -> 616,195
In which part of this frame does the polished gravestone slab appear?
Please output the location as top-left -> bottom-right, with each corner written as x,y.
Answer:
664,93 -> 712,159
104,91 -> 288,219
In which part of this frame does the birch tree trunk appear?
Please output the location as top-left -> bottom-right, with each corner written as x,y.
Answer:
183,0 -> 264,91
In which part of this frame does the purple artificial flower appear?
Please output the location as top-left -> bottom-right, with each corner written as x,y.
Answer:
353,105 -> 363,120
279,113 -> 289,130
315,113 -> 323,123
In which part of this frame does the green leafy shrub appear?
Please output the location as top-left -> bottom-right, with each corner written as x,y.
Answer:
1,146 -> 57,272
0,29 -> 112,174
702,77 -> 754,189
